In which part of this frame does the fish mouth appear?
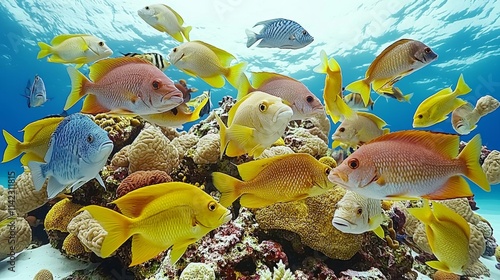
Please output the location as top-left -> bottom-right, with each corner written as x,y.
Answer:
221,210 -> 232,223
328,170 -> 349,184
161,89 -> 184,104
332,217 -> 355,229
171,53 -> 185,65
272,106 -> 293,122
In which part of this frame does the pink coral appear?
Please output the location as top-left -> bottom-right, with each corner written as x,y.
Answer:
116,170 -> 172,198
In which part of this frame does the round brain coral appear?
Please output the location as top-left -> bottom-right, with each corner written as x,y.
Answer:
44,198 -> 84,232
0,217 -> 31,254
67,210 -> 107,257
171,133 -> 199,157
33,269 -> 54,280
62,232 -> 89,256
116,170 -> 172,198
482,150 -> 500,185
14,170 -> 48,216
192,133 -> 221,165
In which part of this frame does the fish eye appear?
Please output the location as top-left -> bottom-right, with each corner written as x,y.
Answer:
339,127 -> 345,132
325,167 -> 331,176
357,208 -> 363,215
259,103 -> 267,112
347,158 -> 359,169
87,135 -> 94,143
98,41 -> 104,47
208,201 -> 217,211
302,30 -> 308,35
417,114 -> 423,119
172,47 -> 177,53
145,6 -> 149,10
306,96 -> 314,103
152,80 -> 160,90
424,47 -> 431,53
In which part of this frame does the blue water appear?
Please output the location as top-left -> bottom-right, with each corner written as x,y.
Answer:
0,0 -> 499,201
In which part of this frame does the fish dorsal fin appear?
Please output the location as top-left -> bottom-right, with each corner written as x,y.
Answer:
251,72 -> 295,89
162,4 -> 184,25
51,34 -> 89,45
253,18 -> 283,28
236,153 -> 299,181
432,201 -> 471,239
356,112 -> 387,129
227,92 -> 255,125
22,117 -> 64,142
89,57 -> 151,82
192,40 -> 235,67
366,39 -> 413,77
366,130 -> 460,158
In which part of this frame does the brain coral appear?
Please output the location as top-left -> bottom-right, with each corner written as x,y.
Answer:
128,125 -> 180,174
256,146 -> 295,159
0,217 -> 31,254
116,170 -> 172,198
14,170 -> 48,215
482,150 -> 500,185
44,198 -> 83,232
192,133 -> 221,165
284,127 -> 328,157
255,187 -> 363,260
170,133 -> 199,157
67,210 -> 107,257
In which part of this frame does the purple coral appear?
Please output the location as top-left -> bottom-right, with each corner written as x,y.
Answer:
389,206 -> 407,235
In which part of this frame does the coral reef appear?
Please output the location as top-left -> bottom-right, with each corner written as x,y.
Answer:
33,269 -> 54,280
94,113 -> 143,153
339,267 -> 387,280
44,198 -> 83,233
179,262 -> 216,280
13,170 -> 48,215
256,146 -> 295,159
482,150 -> 500,185
0,217 -> 31,254
283,127 -> 329,157
67,210 -> 107,257
115,170 -> 172,198
192,133 -> 221,164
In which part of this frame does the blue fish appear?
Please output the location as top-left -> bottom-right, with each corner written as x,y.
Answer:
29,113 -> 114,199
24,74 -> 48,108
246,18 -> 314,49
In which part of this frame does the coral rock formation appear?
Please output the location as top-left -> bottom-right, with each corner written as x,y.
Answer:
116,170 -> 172,198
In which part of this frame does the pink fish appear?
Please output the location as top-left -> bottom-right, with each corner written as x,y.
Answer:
64,57 -> 183,115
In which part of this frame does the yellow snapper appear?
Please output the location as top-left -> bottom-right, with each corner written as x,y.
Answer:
212,153 -> 335,208
343,92 -> 374,111
168,40 -> 247,89
138,4 -> 192,42
239,71 -> 324,121
332,111 -> 389,149
332,190 -> 385,239
81,182 -> 231,266
2,116 -> 64,166
64,57 -> 183,115
328,130 -> 490,200
345,39 -> 437,106
216,91 -> 293,158
413,74 -> 471,128
314,50 -> 355,123
37,34 -> 113,68
407,200 -> 470,275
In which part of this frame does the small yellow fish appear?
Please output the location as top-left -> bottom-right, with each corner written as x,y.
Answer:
138,4 -> 192,42
37,34 -> 113,68
343,92 -> 374,111
216,91 -> 293,158
168,40 -> 247,89
413,74 -> 470,128
345,39 -> 437,106
407,200 -> 470,275
81,182 -> 231,266
2,116 -> 64,165
332,111 -> 389,149
212,153 -> 335,208
314,50 -> 355,123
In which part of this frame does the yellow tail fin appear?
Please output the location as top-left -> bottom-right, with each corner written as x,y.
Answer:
2,130 -> 22,163
455,74 -> 471,96
215,114 -> 228,159
37,42 -> 52,59
65,66 -> 90,110
182,26 -> 192,42
236,73 -> 253,100
458,134 -> 490,192
226,61 -> 248,92
330,96 -> 355,123
345,79 -> 371,106
407,199 -> 435,224
211,172 -> 243,207
80,205 -> 133,258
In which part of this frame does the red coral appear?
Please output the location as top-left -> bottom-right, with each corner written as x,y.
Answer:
116,170 -> 172,198
260,240 -> 288,266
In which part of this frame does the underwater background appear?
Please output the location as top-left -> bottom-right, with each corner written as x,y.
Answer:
1,0 -> 500,279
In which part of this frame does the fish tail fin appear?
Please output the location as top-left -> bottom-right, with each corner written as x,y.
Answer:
458,134 -> 490,192
426,260 -> 453,274
37,42 -> 52,59
212,172 -> 243,207
215,114 -> 228,158
27,161 -> 47,191
313,50 -> 328,74
334,97 -> 356,122
407,199 -> 435,224
236,72 -> 253,100
403,93 -> 413,103
226,61 -> 248,91
455,74 -> 472,96
81,205 -> 133,258
65,66 -> 90,110
345,79 -> 371,106
2,130 -> 22,163
382,128 -> 390,135
245,29 -> 259,48
182,26 -> 192,42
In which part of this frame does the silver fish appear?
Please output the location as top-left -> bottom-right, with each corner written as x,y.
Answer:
24,75 -> 48,108
246,18 -> 314,49
29,113 -> 113,199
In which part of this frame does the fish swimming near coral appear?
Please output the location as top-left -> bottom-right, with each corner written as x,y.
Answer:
212,153 -> 336,208
64,56 -> 184,115
451,95 -> 499,135
121,52 -> 170,71
24,75 -> 48,108
2,116 -> 64,166
28,113 -> 113,199
328,130 -> 490,200
407,200 -> 470,275
314,50 -> 355,123
37,34 -> 113,68
332,190 -> 385,238
331,111 -> 389,149
345,38 -> 437,106
175,79 -> 198,103
216,91 -> 293,158
343,92 -> 375,111
413,74 -> 471,128
81,182 -> 231,266
238,71 -> 324,121
246,18 -> 314,49
138,4 -> 192,42
168,40 -> 247,89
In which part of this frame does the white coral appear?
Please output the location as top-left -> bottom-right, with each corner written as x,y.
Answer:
179,262 -> 215,280
260,260 -> 295,280
67,210 -> 107,257
171,133 -> 199,157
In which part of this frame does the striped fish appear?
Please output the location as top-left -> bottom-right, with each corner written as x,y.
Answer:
121,52 -> 170,71
246,18 -> 314,49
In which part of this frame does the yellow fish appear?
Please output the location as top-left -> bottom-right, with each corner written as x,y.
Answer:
2,116 -> 64,165
81,182 -> 231,267
413,74 -> 470,128
168,40 -> 247,89
212,153 -> 335,208
407,200 -> 470,275
314,50 -> 355,123
332,111 -> 389,149
345,39 -> 437,106
138,4 -> 192,42
37,34 -> 113,68
216,91 -> 293,158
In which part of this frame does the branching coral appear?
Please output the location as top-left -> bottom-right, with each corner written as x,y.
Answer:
116,170 -> 172,198
67,210 -> 107,257
482,150 -> 500,185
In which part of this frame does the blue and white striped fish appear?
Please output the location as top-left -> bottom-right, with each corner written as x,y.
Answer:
246,18 -> 314,49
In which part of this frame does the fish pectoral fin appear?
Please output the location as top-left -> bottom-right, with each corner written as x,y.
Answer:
225,124 -> 255,157
47,177 -> 66,199
422,176 -> 472,200
425,260 -> 452,273
81,95 -> 111,114
68,179 -> 87,193
240,193 -> 275,208
130,235 -> 168,267
169,240 -> 195,265
373,225 -> 385,239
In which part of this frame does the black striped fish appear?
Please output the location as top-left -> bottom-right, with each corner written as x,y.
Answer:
121,52 -> 170,71
245,18 -> 314,49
